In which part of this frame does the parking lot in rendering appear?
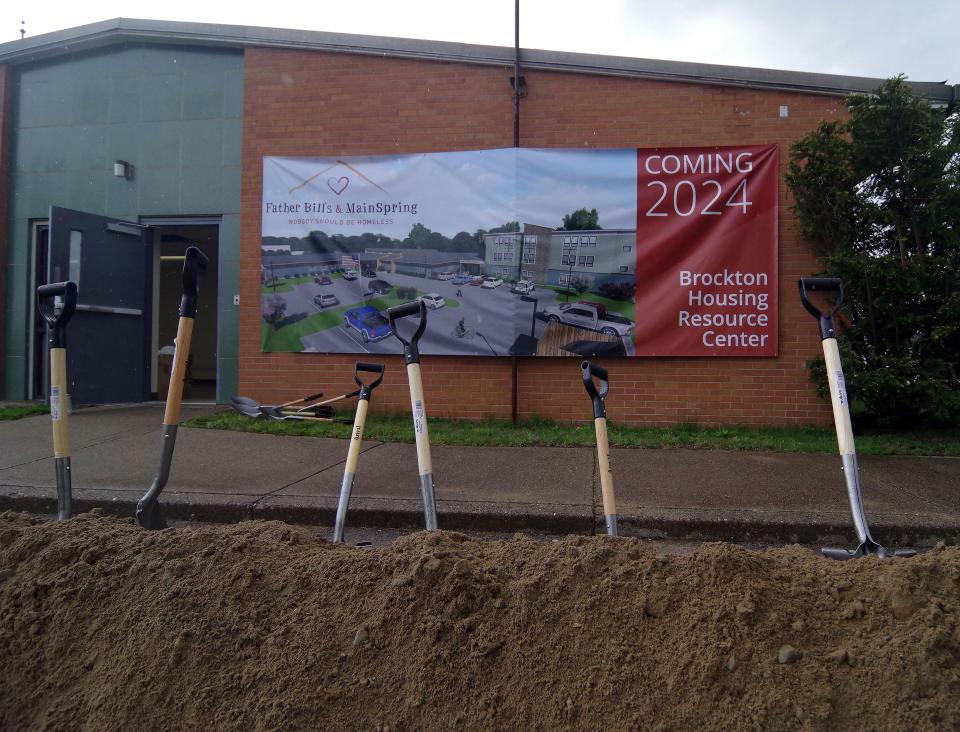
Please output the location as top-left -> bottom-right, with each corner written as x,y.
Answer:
262,270 -> 636,356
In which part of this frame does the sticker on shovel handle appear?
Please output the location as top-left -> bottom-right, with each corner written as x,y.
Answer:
50,386 -> 61,421
834,370 -> 847,407
413,400 -> 426,435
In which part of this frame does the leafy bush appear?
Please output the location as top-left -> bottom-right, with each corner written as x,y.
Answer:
787,78 -> 960,426
598,281 -> 636,301
261,295 -> 287,329
396,286 -> 417,300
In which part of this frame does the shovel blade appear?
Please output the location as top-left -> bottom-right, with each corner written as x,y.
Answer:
136,499 -> 167,530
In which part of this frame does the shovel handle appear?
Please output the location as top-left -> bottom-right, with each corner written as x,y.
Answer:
354,362 -> 385,396
581,360 -> 609,419
798,277 -> 842,314
179,246 -> 209,319
387,301 -> 427,363
279,391 -> 324,409
798,278 -> 843,340
37,281 -> 78,347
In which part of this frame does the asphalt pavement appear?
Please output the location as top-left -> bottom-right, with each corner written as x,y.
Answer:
1,404 -> 957,547
272,271 -> 635,356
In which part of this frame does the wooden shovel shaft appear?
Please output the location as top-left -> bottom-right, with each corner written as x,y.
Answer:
49,347 -> 70,458
406,363 -> 433,476
332,398 -> 369,543
594,417 -> 617,520
822,339 -> 854,456
345,399 -> 369,473
163,317 -> 194,425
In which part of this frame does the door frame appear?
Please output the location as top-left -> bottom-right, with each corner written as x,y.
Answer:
26,219 -> 49,400
140,215 -> 221,400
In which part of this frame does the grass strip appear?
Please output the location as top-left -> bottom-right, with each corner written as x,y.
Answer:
183,410 -> 960,456
0,404 -> 50,421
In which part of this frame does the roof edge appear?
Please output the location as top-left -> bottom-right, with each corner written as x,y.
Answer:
0,17 -> 952,102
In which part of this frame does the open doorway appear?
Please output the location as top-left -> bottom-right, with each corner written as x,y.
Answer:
154,224 -> 218,402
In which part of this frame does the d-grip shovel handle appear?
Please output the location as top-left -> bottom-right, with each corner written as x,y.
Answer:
581,360 -> 609,419
387,300 -> 427,364
179,246 -> 209,319
37,282 -> 78,347
354,362 -> 385,398
798,278 -> 843,340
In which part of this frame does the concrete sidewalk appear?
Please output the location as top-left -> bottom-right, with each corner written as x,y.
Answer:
1,404 -> 957,546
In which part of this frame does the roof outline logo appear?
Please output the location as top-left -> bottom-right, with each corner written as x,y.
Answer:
288,160 -> 388,196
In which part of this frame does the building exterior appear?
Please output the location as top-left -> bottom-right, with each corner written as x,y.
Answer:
484,226 -> 635,291
1,19 -> 956,424
366,249 -> 474,279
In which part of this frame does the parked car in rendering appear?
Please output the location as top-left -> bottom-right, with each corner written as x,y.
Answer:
367,279 -> 393,295
436,272 -> 455,281
482,277 -> 503,289
542,302 -> 634,338
314,275 -> 332,285
343,306 -> 391,342
418,293 -> 446,310
362,267 -> 377,278
452,273 -> 472,285
313,293 -> 340,308
511,280 -> 535,294
342,270 -> 359,281
469,276 -> 484,286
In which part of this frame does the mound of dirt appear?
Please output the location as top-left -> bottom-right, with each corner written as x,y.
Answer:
0,511 -> 957,731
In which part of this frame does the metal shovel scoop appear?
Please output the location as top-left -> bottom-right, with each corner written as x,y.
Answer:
37,281 -> 78,520
582,361 -> 618,536
136,247 -> 208,529
387,300 -> 438,531
799,277 -> 916,559
332,362 -> 385,543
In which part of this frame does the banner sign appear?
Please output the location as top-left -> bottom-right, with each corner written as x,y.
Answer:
261,145 -> 777,358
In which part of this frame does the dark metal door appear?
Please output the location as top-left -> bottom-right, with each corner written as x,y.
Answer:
47,206 -> 153,404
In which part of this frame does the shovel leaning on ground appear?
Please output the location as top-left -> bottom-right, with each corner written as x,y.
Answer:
136,247 -> 208,529
332,362 -> 385,543
231,390 -> 352,421
582,360 -> 618,536
798,277 -> 916,560
36,281 -> 78,520
387,300 -> 438,531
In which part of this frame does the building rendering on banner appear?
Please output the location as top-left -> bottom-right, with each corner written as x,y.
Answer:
484,226 -> 635,290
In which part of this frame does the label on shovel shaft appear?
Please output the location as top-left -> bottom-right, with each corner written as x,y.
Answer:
50,386 -> 61,421
835,370 -> 847,407
413,400 -> 426,435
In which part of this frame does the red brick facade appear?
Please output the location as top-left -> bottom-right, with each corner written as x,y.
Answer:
240,48 -> 845,426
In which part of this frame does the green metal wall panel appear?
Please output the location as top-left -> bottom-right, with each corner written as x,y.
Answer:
4,43 -> 243,401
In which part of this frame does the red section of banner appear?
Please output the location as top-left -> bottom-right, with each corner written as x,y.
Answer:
634,144 -> 778,356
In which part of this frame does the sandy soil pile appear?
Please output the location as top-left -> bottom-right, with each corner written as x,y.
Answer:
0,511 -> 957,731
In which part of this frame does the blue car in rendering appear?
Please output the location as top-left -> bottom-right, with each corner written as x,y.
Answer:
343,306 -> 392,342
452,273 -> 472,285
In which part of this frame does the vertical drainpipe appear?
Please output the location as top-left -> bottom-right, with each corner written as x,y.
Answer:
511,0 -> 522,425
0,64 -> 12,397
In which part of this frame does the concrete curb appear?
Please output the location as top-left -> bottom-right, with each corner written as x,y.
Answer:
2,486 -> 956,546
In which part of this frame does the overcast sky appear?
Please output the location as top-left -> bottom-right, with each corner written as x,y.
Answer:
2,1 -> 957,84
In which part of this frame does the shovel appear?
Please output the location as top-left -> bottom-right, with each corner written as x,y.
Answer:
387,300 -> 438,531
36,281 -> 78,521
231,389 -> 356,421
332,362 -> 385,542
136,247 -> 208,529
798,277 -> 915,560
582,361 -> 618,536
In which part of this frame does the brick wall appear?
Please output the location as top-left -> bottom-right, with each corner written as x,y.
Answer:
240,48 -> 844,426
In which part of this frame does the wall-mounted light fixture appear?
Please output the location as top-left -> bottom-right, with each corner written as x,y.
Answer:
113,160 -> 131,179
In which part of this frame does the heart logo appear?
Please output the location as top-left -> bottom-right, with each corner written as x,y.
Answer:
327,176 -> 349,195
